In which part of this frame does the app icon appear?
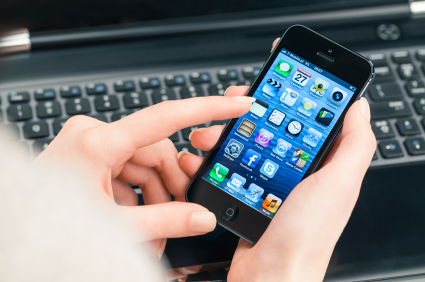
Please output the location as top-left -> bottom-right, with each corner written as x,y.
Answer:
268,109 -> 286,127
274,59 -> 293,77
237,119 -> 256,137
262,193 -> 282,213
227,173 -> 246,192
224,139 -> 244,158
255,128 -> 274,147
303,128 -> 322,147
242,149 -> 262,168
245,183 -> 264,203
262,78 -> 281,97
297,98 -> 317,117
292,68 -> 311,86
290,149 -> 310,168
260,159 -> 279,178
250,99 -> 269,117
328,87 -> 348,106
280,88 -> 299,107
272,139 -> 292,157
285,119 -> 304,137
310,77 -> 330,96
315,108 -> 335,126
210,163 -> 229,182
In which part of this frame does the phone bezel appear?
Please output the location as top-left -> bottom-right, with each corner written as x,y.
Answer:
186,25 -> 374,244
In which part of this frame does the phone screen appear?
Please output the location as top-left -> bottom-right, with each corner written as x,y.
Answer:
202,48 -> 357,218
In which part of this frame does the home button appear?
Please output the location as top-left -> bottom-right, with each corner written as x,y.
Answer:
220,203 -> 239,221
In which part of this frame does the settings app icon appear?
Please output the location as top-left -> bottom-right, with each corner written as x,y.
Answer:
225,139 -> 244,158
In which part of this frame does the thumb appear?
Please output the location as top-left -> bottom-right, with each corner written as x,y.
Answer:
119,202 -> 217,241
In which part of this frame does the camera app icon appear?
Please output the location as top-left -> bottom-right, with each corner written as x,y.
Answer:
327,87 -> 347,106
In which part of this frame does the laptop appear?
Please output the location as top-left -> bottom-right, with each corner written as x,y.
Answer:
1,0 -> 425,281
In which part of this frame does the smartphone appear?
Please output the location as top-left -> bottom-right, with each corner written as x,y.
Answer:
186,25 -> 374,244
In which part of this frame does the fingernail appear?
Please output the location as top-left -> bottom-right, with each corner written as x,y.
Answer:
224,85 -> 236,96
157,238 -> 167,259
359,97 -> 371,122
188,211 -> 216,233
272,37 -> 280,46
188,128 -> 206,141
177,151 -> 189,159
230,96 -> 256,103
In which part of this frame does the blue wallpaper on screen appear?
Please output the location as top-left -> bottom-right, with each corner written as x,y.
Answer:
203,48 -> 356,219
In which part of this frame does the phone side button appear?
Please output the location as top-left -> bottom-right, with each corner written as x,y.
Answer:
220,203 -> 240,222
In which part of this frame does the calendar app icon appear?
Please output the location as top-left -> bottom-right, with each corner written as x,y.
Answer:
292,68 -> 311,87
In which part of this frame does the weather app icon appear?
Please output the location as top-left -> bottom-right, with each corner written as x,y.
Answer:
303,128 -> 322,147
298,98 -> 317,117
224,139 -> 244,158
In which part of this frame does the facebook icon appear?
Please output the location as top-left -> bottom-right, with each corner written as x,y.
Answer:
242,149 -> 262,168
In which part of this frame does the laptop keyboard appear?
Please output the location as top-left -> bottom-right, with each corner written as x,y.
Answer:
1,46 -> 425,168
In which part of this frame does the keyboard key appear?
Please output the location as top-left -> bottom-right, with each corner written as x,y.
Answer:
23,121 -> 49,139
391,51 -> 411,63
123,92 -> 148,109
190,72 -> 211,84
60,86 -> 82,98
8,91 -> 30,103
211,119 -> 229,126
86,83 -> 107,95
368,53 -> 387,65
0,123 -> 20,140
33,139 -> 53,156
175,143 -> 198,155
209,83 -> 229,96
140,77 -> 160,89
53,118 -> 69,135
218,69 -> 238,81
0,109 -> 3,123
372,151 -> 378,161
152,89 -> 177,104
416,49 -> 425,61
404,137 -> 425,155
114,80 -> 135,92
397,63 -> 419,80
368,83 -> 402,101
242,67 -> 261,78
180,86 -> 205,99
94,95 -> 119,112
37,101 -> 62,118
371,120 -> 395,139
7,104 -> 32,121
111,111 -> 133,122
379,140 -> 404,158
373,65 -> 395,81
370,100 -> 412,120
238,79 -> 253,86
66,98 -> 91,115
182,124 -> 206,141
405,80 -> 425,97
34,89 -> 56,100
165,74 -> 185,87
396,118 -> 421,136
90,114 -> 108,122
169,132 -> 179,142
413,98 -> 425,115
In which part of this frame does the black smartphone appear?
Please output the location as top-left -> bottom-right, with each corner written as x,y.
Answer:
186,25 -> 374,244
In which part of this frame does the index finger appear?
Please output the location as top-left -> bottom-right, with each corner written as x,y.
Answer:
106,95 -> 254,152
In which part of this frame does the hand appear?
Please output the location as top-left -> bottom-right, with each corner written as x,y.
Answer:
33,94 -> 255,259
177,39 -> 376,281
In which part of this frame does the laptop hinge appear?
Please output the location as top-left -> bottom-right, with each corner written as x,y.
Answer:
410,0 -> 425,16
0,29 -> 31,56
